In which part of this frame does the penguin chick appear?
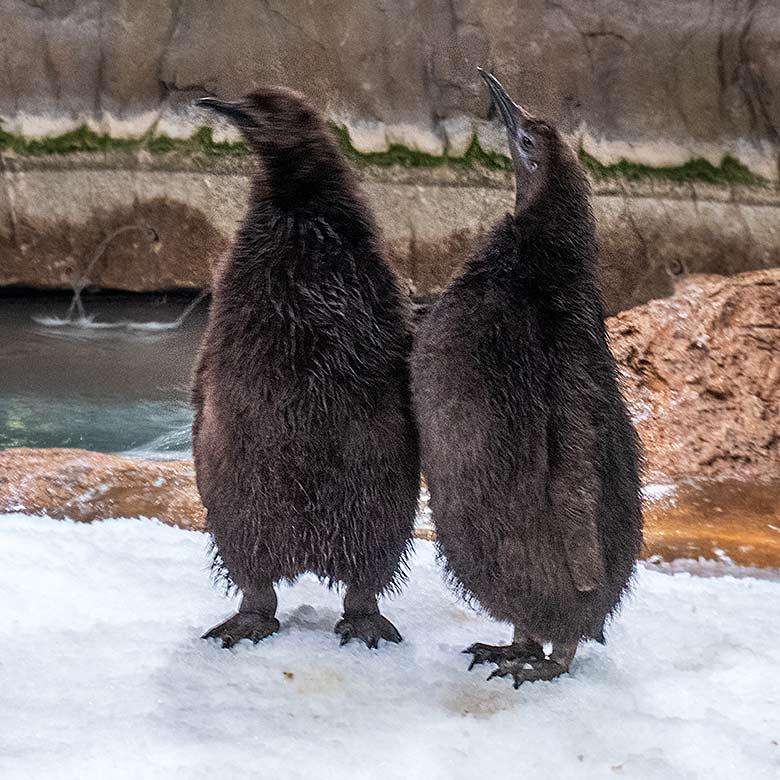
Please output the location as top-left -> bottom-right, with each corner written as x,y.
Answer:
193,87 -> 420,649
410,70 -> 643,686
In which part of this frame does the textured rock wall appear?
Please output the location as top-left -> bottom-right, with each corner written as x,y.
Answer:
612,268 -> 780,483
2,155 -> 780,312
2,1 -> 780,304
2,0 -> 780,176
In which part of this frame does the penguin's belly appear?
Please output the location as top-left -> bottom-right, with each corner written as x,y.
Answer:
421,381 -> 607,638
203,387 -> 416,587
431,462 -> 614,641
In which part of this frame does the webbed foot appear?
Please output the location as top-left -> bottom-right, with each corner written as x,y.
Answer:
334,613 -> 402,649
202,612 -> 280,648
487,656 -> 570,687
463,638 -> 545,671
465,633 -> 577,688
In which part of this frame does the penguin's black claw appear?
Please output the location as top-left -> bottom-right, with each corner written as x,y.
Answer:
202,612 -> 280,649
463,641 -> 544,671
334,613 -> 402,648
487,657 -> 570,687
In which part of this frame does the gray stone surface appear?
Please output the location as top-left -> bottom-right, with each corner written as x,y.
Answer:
1,0 -> 779,175
2,154 -> 780,313
2,2 -> 780,306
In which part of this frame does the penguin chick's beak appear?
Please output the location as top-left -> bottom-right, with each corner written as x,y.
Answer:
194,96 -> 252,126
477,68 -> 530,135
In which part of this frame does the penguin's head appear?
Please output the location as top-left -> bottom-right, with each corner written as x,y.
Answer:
478,68 -> 581,214
195,87 -> 327,156
195,87 -> 351,206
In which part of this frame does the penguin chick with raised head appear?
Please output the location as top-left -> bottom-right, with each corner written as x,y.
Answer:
411,70 -> 643,686
193,88 -> 419,649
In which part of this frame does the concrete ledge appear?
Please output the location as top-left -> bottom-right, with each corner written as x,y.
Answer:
2,154 -> 780,313
2,448 -> 778,569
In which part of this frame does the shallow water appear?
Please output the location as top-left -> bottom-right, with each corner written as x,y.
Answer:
3,293 -> 780,570
0,292 -> 205,457
643,478 -> 780,569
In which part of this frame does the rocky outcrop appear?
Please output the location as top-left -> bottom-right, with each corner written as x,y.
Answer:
610,269 -> 780,482
2,449 -> 779,568
3,157 -> 780,313
2,0 -> 780,177
0,448 -> 205,529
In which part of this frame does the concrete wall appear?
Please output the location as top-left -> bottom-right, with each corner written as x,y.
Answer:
2,0 -> 780,176
2,1 -> 780,310
2,154 -> 780,313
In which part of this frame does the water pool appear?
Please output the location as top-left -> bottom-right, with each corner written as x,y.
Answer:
0,292 -> 205,458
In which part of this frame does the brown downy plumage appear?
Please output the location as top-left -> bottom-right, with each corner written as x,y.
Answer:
193,88 -> 419,649
411,71 -> 643,686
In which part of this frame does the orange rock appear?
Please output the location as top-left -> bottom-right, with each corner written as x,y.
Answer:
0,448 -> 205,530
608,269 -> 780,483
2,448 -> 780,568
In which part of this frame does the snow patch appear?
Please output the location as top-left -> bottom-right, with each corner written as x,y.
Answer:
1,514 -> 778,779
641,483 -> 678,502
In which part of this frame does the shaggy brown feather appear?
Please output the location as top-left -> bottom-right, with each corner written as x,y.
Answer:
192,88 -> 419,606
411,84 -> 643,647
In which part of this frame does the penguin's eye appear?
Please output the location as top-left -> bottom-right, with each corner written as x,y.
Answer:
520,135 -> 534,152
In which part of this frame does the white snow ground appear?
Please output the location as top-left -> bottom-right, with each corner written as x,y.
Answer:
1,514 -> 779,780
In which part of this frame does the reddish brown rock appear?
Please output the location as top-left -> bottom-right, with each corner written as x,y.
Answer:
2,448 -> 779,568
0,448 -> 205,530
609,269 -> 780,483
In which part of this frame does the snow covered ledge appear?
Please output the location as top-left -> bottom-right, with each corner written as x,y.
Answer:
0,512 -> 778,777
1,448 -> 779,570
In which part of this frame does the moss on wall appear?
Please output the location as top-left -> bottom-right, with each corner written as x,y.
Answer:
0,125 -> 247,157
330,126 -> 512,171
578,148 -> 767,187
0,123 -> 770,187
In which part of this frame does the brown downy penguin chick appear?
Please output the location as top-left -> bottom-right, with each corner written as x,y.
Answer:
193,88 -> 419,649
410,70 -> 643,686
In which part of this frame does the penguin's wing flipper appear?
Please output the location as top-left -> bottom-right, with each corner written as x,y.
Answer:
549,470 -> 606,592
547,402 -> 607,593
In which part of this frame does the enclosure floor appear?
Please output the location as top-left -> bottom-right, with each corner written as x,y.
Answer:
643,480 -> 780,568
1,514 -> 779,780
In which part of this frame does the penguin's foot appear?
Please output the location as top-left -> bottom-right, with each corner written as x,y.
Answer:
463,638 -> 545,671
334,613 -> 402,649
487,656 -> 570,688
202,612 -> 280,649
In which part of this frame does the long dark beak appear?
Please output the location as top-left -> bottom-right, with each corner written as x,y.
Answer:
477,68 -> 528,132
194,96 -> 251,125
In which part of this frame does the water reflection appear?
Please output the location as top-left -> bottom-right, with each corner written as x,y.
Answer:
0,292 -> 205,457
644,479 -> 780,569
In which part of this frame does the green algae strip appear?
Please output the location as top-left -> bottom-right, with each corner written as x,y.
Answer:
0,123 -> 770,187
0,125 -> 247,157
578,148 -> 767,187
329,125 -> 512,171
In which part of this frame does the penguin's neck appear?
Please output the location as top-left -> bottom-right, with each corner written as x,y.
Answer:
249,146 -> 366,228
518,175 -> 594,239
235,157 -> 376,273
